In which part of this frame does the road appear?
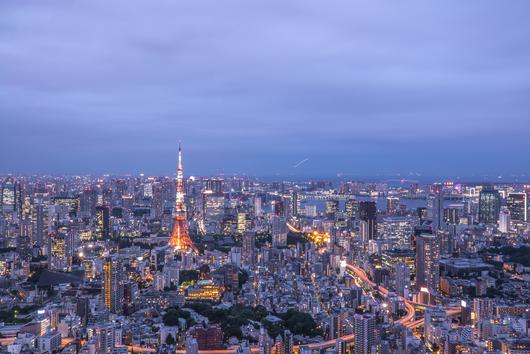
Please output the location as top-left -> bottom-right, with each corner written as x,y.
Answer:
171,222 -> 461,353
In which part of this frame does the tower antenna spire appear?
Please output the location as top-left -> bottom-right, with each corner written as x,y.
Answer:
169,142 -> 197,252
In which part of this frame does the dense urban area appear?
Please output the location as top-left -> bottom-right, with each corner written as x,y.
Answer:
0,149 -> 529,354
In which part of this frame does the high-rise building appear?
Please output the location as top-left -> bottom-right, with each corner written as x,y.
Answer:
271,215 -> 287,248
79,187 -> 97,218
394,262 -> 410,297
254,197 -> 263,216
424,306 -> 448,348
345,199 -> 359,219
416,207 -> 428,225
507,192 -> 527,224
386,197 -> 399,214
325,200 -> 339,219
76,297 -> 90,326
283,330 -> 293,354
242,231 -> 256,267
498,207 -> 511,233
329,312 -> 349,339
291,190 -> 299,217
169,144 -> 196,252
95,322 -> 116,353
204,178 -> 224,195
151,182 -> 165,218
478,186 -> 500,224
272,200 -> 284,217
444,204 -> 463,225
95,205 -> 110,240
203,191 -> 225,223
18,196 -> 33,258
186,336 -> 199,354
102,256 -> 123,314
305,205 -> 317,218
359,201 -> 377,246
472,298 -> 495,324
237,212 -> 247,234
415,233 -> 439,292
429,193 -> 444,231
353,314 -> 376,354
259,327 -> 272,354
188,324 -> 223,350
49,232 -> 67,271
1,177 -> 21,213
32,200 -> 48,248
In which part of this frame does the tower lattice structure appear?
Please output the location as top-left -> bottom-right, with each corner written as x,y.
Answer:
169,144 -> 197,252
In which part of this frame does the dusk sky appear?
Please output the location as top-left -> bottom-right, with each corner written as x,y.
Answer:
1,1 -> 529,178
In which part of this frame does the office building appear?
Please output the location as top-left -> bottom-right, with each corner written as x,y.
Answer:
498,207 -> 511,233
353,314 -> 375,354
359,201 -> 377,245
507,192 -> 527,224
478,187 -> 500,224
415,233 -> 439,292
103,256 -> 124,314
95,205 -> 110,240
242,231 -> 256,267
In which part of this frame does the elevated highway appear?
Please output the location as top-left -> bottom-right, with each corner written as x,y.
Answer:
173,223 -> 460,353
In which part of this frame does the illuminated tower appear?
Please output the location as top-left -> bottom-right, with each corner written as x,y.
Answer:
103,256 -> 123,314
169,144 -> 197,252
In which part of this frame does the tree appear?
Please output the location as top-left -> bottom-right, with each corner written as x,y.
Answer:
163,309 -> 180,326
179,270 -> 200,285
166,333 -> 176,345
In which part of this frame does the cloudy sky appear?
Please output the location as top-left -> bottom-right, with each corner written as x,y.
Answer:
1,1 -> 529,178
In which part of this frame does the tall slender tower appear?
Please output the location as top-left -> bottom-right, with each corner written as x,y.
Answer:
169,143 -> 197,252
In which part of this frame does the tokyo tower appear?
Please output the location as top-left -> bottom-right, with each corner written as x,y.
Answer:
169,143 -> 197,252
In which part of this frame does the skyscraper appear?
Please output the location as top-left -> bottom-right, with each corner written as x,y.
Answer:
242,231 -> 255,267
95,205 -> 110,240
415,233 -> 439,292
429,192 -> 444,231
237,212 -> 247,234
291,190 -> 299,218
416,207 -> 428,225
507,192 -> 527,224
353,314 -> 376,354
1,177 -> 21,213
32,199 -> 48,248
271,215 -> 287,248
79,187 -> 97,218
18,196 -> 33,258
102,256 -> 123,314
325,199 -> 339,219
359,201 -> 377,246
386,197 -> 399,214
478,186 -> 500,224
169,144 -> 197,252
254,197 -> 263,216
205,178 -> 224,195
424,306 -> 448,348
49,232 -> 67,271
498,207 -> 511,233
394,261 -> 410,297
345,199 -> 358,219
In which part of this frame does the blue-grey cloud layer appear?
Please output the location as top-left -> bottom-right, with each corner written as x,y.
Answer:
1,1 -> 529,178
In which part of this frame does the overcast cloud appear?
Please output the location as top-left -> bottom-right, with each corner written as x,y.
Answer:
1,1 -> 529,178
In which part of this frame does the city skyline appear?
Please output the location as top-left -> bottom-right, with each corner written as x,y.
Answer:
1,1 -> 530,177
1,2 -> 530,353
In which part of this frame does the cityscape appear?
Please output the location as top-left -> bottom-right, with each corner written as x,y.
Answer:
0,146 -> 529,354
1,1 -> 530,354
